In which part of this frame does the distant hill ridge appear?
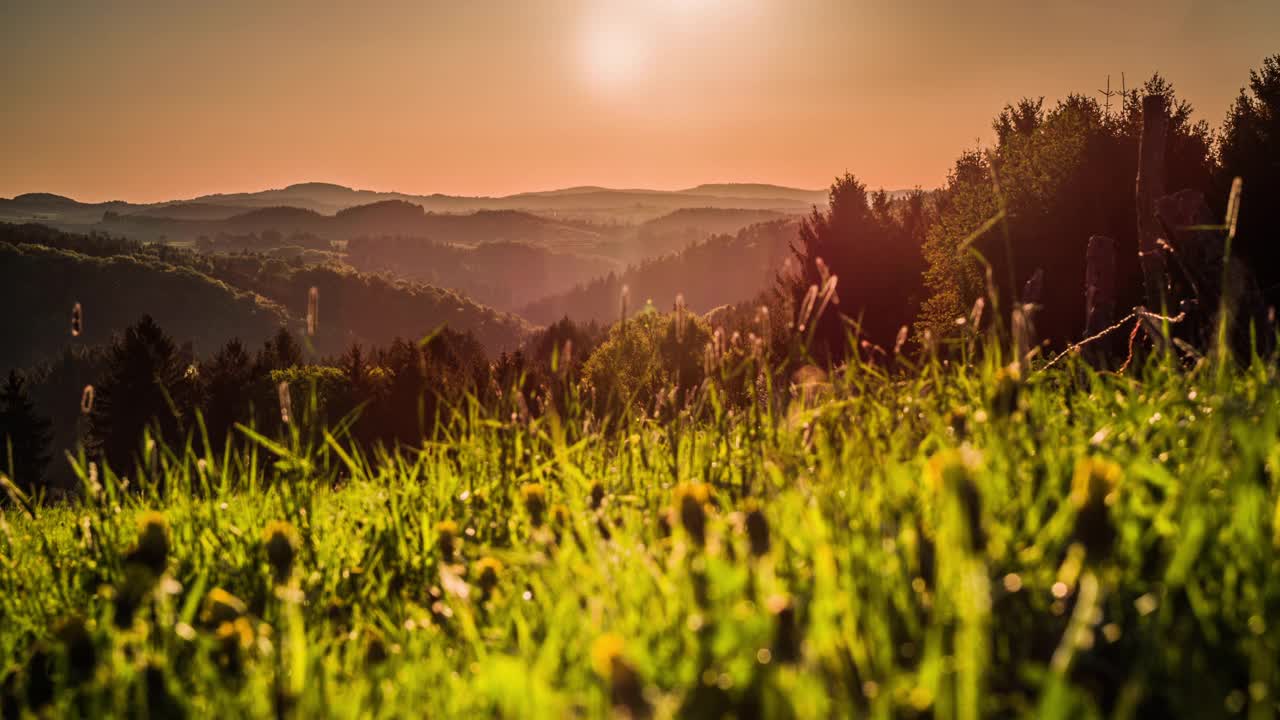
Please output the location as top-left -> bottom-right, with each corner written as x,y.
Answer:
0,181 -> 848,226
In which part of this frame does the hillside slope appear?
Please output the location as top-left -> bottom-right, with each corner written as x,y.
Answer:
520,219 -> 797,325
0,242 -> 288,369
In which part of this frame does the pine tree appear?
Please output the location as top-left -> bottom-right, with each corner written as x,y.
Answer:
202,338 -> 260,450
0,370 -> 53,493
90,315 -> 191,475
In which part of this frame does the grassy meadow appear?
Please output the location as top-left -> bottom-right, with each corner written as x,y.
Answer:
3,335 -> 1279,719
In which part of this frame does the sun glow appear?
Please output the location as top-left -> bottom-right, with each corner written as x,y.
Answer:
580,15 -> 648,91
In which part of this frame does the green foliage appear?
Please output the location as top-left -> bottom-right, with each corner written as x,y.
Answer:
919,76 -> 1214,347
581,311 -> 711,415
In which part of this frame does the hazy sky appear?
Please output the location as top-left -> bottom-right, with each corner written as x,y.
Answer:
2,0 -> 1277,202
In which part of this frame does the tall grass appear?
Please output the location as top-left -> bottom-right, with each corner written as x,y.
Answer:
2,326 -> 1279,718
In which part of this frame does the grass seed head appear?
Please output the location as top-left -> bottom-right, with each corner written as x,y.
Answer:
674,483 -> 711,547
54,617 -> 96,686
474,557 -> 503,593
435,520 -> 459,562
1070,457 -> 1122,558
991,363 -> 1022,417
744,501 -> 771,558
127,511 -> 169,576
591,633 -> 650,718
263,521 -> 300,583
202,588 -> 248,627
215,618 -> 254,678
926,448 -> 986,553
71,302 -> 83,337
365,630 -> 389,665
550,503 -> 570,527
767,595 -> 801,664
521,483 -> 547,527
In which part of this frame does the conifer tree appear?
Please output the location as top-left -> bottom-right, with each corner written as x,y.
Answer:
0,370 -> 53,493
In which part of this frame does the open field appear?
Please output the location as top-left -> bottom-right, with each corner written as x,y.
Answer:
3,345 -> 1278,718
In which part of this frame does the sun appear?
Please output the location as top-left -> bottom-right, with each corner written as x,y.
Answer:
580,15 -> 648,91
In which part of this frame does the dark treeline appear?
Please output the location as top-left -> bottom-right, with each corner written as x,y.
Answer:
780,64 -> 1280,364
5,315 -> 608,494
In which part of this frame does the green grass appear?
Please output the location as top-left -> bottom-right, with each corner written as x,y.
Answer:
3,347 -> 1280,718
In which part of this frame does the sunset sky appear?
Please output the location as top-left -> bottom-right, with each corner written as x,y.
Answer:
2,0 -> 1277,203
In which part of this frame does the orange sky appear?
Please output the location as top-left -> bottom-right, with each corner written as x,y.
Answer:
2,0 -> 1277,203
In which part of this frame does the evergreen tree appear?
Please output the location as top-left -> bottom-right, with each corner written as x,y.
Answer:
201,338 -> 260,450
90,315 -> 192,475
0,370 -> 53,493
780,174 -> 926,363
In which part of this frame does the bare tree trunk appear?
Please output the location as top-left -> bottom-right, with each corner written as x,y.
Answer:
1136,94 -> 1169,310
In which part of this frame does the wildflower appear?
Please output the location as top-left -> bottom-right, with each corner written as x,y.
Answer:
926,448 -> 986,553
126,511 -> 169,576
202,588 -> 247,627
435,520 -> 459,562
592,633 -> 649,718
674,483 -> 712,547
1070,457 -> 1121,558
521,483 -> 547,527
744,501 -> 771,558
473,557 -> 502,594
263,520 -> 300,583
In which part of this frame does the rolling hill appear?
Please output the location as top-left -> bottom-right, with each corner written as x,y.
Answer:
0,223 -> 533,368
519,219 -> 799,326
0,241 -> 289,370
